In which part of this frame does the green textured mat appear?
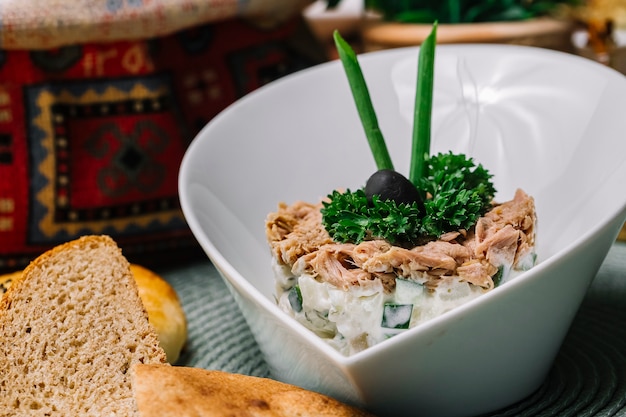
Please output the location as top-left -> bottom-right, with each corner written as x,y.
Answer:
161,242 -> 626,417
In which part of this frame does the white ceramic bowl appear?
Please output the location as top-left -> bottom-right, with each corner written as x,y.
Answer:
179,44 -> 626,417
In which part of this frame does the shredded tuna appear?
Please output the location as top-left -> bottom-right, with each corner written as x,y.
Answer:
474,189 -> 536,268
293,244 -> 366,289
266,188 -> 536,293
457,259 -> 498,289
440,231 -> 464,242
266,201 -> 334,266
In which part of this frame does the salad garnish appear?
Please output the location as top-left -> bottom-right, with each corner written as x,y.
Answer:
322,24 -> 496,246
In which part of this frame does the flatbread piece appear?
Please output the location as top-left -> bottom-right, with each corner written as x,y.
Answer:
132,364 -> 375,417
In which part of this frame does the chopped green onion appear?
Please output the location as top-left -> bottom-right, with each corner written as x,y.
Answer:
409,22 -> 438,186
333,30 -> 394,171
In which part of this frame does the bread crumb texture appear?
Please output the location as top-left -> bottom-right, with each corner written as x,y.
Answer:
0,235 -> 167,416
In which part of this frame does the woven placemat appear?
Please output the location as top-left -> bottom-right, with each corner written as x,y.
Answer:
161,242 -> 626,417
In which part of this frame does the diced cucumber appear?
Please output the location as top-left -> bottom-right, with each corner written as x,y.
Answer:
492,265 -> 505,287
288,285 -> 303,313
381,303 -> 413,329
395,277 -> 424,304
517,252 -> 537,271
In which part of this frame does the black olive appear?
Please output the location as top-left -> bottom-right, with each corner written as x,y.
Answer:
364,169 -> 424,211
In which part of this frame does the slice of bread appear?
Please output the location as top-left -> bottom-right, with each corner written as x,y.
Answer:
0,235 -> 168,416
1,264 -> 188,365
132,364 -> 375,417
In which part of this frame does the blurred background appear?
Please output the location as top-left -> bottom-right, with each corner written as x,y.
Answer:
304,0 -> 626,70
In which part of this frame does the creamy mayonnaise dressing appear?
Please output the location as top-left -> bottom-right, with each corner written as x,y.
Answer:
274,251 -> 535,356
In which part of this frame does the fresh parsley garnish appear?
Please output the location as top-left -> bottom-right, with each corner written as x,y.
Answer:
321,189 -> 423,246
325,24 -> 496,245
322,152 -> 495,244
419,151 -> 495,237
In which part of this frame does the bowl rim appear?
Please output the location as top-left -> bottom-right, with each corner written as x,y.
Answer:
179,43 -> 626,365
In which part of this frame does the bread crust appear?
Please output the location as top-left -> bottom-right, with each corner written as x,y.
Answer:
132,364 -> 376,417
0,270 -> 21,296
0,235 -> 122,309
0,235 -> 168,416
1,259 -> 187,364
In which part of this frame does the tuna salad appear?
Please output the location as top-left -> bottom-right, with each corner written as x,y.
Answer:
266,189 -> 536,355
265,25 -> 537,355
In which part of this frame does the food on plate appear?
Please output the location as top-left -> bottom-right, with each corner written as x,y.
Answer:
131,264 -> 187,364
0,263 -> 187,364
0,235 -> 168,416
265,25 -> 537,355
131,364 -> 375,417
267,190 -> 536,355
